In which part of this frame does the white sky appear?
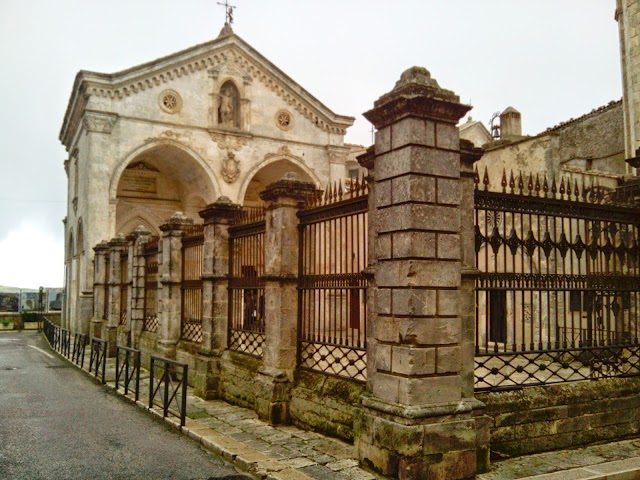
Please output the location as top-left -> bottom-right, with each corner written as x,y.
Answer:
0,0 -> 622,289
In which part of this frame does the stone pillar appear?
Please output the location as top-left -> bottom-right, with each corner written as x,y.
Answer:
91,241 -> 109,338
157,212 -> 193,359
195,197 -> 241,399
127,226 -> 152,349
254,174 -> 316,424
104,235 -> 127,357
617,0 -> 640,168
356,67 -> 488,479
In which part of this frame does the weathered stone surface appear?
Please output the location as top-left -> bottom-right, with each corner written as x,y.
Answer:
391,345 -> 436,376
375,146 -> 461,181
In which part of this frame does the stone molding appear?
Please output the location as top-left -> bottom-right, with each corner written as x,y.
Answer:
259,173 -> 317,203
209,130 -> 251,151
159,211 -> 194,232
83,112 -> 118,134
199,196 -> 241,224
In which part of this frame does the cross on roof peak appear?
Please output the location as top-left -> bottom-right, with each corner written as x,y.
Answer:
217,1 -> 236,25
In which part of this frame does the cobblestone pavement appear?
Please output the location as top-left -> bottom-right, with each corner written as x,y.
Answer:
67,347 -> 379,480
478,438 -> 640,480
53,336 -> 640,480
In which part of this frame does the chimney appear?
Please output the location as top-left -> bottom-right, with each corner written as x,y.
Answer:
500,106 -> 522,139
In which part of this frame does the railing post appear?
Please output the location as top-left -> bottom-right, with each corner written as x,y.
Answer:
196,197 -> 241,399
356,67 -> 488,479
127,226 -> 152,348
158,212 -> 194,359
255,174 -> 316,425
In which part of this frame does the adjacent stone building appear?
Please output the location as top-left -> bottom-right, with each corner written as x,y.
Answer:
59,25 -> 359,333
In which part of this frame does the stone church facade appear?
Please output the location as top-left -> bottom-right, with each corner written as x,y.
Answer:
59,25 -> 359,333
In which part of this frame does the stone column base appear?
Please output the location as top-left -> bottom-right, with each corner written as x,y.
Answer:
193,352 -> 221,400
90,318 -> 103,338
117,328 -> 131,348
102,325 -> 118,357
356,396 -> 490,480
255,367 -> 292,425
157,340 -> 177,360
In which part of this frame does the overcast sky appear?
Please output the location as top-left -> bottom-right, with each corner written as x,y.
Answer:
0,0 -> 622,289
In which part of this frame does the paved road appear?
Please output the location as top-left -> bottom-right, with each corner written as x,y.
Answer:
0,331 -> 250,480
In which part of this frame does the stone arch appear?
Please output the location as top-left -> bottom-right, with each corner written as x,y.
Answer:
119,215 -> 160,237
238,156 -> 320,206
110,140 -> 220,233
218,80 -> 241,129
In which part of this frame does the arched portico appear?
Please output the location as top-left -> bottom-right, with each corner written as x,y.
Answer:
110,140 -> 221,234
238,156 -> 320,206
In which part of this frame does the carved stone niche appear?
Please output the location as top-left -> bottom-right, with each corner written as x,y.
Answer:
218,80 -> 241,129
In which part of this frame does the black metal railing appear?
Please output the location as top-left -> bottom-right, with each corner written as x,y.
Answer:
149,355 -> 188,427
181,228 -> 204,343
297,178 -> 369,383
60,328 -> 72,358
115,346 -> 141,401
228,209 -> 266,357
89,337 -> 107,384
474,168 -> 640,391
72,333 -> 88,368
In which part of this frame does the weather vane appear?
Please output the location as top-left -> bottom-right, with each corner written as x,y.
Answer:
217,1 -> 236,25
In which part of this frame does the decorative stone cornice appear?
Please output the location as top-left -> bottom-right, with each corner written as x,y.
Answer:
83,112 -> 118,134
259,172 -> 317,203
144,129 -> 192,144
93,240 -> 110,253
209,130 -> 251,151
125,225 -> 152,242
364,66 -> 471,128
199,196 -> 242,224
60,35 -> 354,149
460,139 -> 484,174
159,211 -> 194,232
356,145 -> 375,170
108,234 -> 129,248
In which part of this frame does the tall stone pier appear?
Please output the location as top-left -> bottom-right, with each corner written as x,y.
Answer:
356,67 -> 489,479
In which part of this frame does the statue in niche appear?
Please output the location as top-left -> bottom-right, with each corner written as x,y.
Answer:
218,81 -> 240,128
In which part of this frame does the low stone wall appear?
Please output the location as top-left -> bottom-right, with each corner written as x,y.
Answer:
220,350 -> 261,409
477,377 -> 640,458
290,370 -> 363,443
138,332 -> 159,370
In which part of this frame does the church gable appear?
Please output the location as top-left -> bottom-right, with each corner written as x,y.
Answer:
60,31 -> 353,149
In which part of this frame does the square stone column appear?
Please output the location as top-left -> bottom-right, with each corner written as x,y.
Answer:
254,174 -> 316,425
91,241 -> 109,339
104,235 -> 127,357
127,226 -> 152,349
195,197 -> 241,399
157,212 -> 194,359
356,67 -> 488,479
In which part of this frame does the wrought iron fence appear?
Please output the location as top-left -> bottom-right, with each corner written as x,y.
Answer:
143,237 -> 159,332
181,225 -> 204,342
228,207 -> 266,357
119,253 -> 128,326
149,355 -> 188,427
89,337 -> 107,384
116,346 -> 141,401
60,328 -> 71,358
72,333 -> 88,368
297,178 -> 369,382
474,168 -> 640,391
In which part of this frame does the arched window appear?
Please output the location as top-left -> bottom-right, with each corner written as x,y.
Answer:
68,231 -> 75,261
218,81 -> 240,129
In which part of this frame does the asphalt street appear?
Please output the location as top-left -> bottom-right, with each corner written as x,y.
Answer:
0,331 -> 250,480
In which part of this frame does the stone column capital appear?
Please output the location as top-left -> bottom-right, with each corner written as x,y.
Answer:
108,235 -> 129,251
259,173 -> 317,205
93,240 -> 110,254
199,196 -> 242,225
363,66 -> 471,128
125,225 -> 152,243
159,211 -> 194,233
